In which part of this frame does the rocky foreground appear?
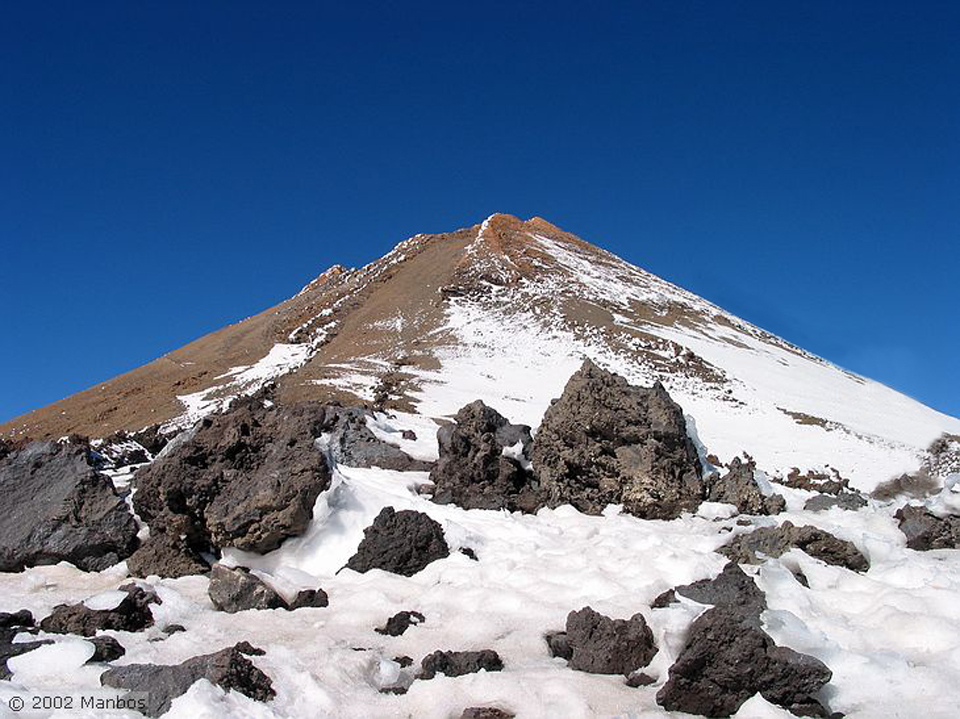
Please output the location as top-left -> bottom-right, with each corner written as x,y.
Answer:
1,361 -> 959,717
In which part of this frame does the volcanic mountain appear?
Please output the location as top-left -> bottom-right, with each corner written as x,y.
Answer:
5,213 -> 955,489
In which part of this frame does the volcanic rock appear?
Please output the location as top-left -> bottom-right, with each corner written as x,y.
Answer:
782,468 -> 850,496
652,561 -> 766,620
0,441 -> 139,572
376,610 -> 425,636
0,610 -> 34,629
532,360 -> 703,519
804,492 -> 867,512
419,649 -> 504,679
100,642 -> 275,717
208,564 -> 287,613
287,588 -> 329,609
87,635 -> 126,662
133,398 -> 332,554
895,505 -> 960,550
555,607 -> 657,675
126,529 -> 209,579
346,507 -> 449,576
656,607 -> 833,717
0,629 -> 51,680
430,400 -> 539,511
460,709 -> 515,719
704,457 -> 785,515
719,521 -> 869,572
318,405 -> 432,471
40,583 -> 160,636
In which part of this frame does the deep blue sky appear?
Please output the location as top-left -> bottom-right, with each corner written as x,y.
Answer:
2,2 -> 958,422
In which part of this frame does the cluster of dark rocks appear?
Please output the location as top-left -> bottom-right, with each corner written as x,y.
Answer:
896,503 -> 960,550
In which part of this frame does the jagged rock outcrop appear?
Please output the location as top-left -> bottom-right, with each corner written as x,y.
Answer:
346,507 -> 449,576
376,611 -> 425,636
719,521 -> 869,572
652,561 -> 766,617
208,564 -> 328,612
895,505 -> 960,550
804,492 -> 867,512
127,530 -> 210,579
656,607 -> 833,717
100,642 -> 275,717
40,583 -> 160,636
430,400 -> 539,512
133,397 -> 332,557
546,606 -> 657,675
532,360 -> 703,519
418,650 -> 504,679
704,457 -> 785,515
318,405 -> 432,471
0,441 -> 139,572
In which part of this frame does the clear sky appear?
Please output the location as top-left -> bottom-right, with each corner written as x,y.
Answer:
2,2 -> 958,422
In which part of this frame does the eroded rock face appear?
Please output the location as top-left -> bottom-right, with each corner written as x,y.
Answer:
557,607 -> 657,675
100,642 -> 275,717
719,521 -> 869,572
319,405 -> 432,471
656,607 -> 833,717
126,530 -> 209,579
346,507 -> 449,576
896,505 -> 960,550
430,401 -> 539,512
133,398 -> 332,556
532,360 -> 703,519
40,583 -> 160,637
0,442 -> 139,572
704,458 -> 785,516
418,650 -> 503,680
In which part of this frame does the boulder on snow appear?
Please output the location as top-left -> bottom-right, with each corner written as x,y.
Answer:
719,521 -> 869,572
704,457 -> 785,516
376,610 -> 425,636
0,610 -> 34,629
127,528 -> 210,578
208,564 -> 328,612
548,606 -> 657,675
40,583 -> 161,637
656,607 -> 833,717
87,635 -> 126,663
430,400 -> 540,512
318,405 -> 432,471
0,441 -> 139,572
531,360 -> 703,519
418,649 -> 504,680
133,397 -> 332,557
460,709 -> 515,719
346,507 -> 449,576
895,505 -> 960,550
100,642 -> 274,717
652,561 -> 766,620
804,492 -> 867,512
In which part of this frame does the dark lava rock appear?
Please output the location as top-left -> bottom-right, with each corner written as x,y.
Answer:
626,672 -> 656,688
782,468 -> 850,496
208,564 -> 286,612
401,429 -> 418,441
704,457 -> 785,516
562,607 -> 657,675
532,360 -> 703,519
376,610 -> 425,636
393,655 -> 413,667
419,649 -> 504,679
460,547 -> 478,561
87,635 -> 126,662
0,610 -> 34,629
719,521 -> 869,573
652,562 -> 766,621
126,529 -> 209,579
657,607 -> 833,717
40,583 -> 160,636
460,708 -> 515,719
100,642 -> 274,717
804,492 -> 867,512
319,405 -> 432,471
895,505 -> 960,550
0,441 -> 139,572
346,507 -> 449,576
429,400 -> 540,512
133,398 -> 332,555
287,588 -> 329,609
545,631 -> 572,660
